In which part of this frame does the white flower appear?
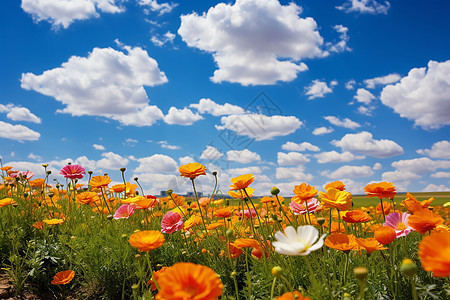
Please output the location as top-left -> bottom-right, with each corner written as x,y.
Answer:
273,225 -> 326,256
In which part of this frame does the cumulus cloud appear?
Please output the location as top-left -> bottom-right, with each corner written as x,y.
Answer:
227,149 -> 261,164
373,162 -> 382,170
227,166 -> 263,176
97,152 -> 129,170
345,79 -> 356,90
190,98 -> 245,116
353,88 -> 375,105
134,154 -> 178,173
138,0 -> 178,15
163,107 -> 203,125
381,170 -> 421,182
305,80 -> 334,99
200,146 -> 223,161
179,156 -> 195,166
276,166 -> 314,182
380,60 -> 450,129
158,141 -> 180,150
21,44 -> 167,127
93,144 -> 105,151
417,140 -> 450,159
391,157 -> 450,174
312,126 -> 334,135
326,165 -> 374,179
431,172 -> 450,178
0,121 -> 40,142
277,152 -> 310,166
326,25 -> 351,53
364,73 -> 401,89
28,153 -> 42,161
422,184 -> 450,192
216,113 -> 303,141
21,0 -> 125,29
151,31 -> 176,47
336,0 -> 390,15
314,151 -> 365,163
324,116 -> 360,129
281,141 -> 319,152
332,131 -> 404,158
0,104 -> 41,123
178,0 -> 331,85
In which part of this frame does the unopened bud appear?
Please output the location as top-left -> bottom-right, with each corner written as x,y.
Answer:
120,167 -> 126,172
226,229 -> 234,239
212,171 -> 217,176
353,267 -> 368,281
271,186 -> 280,195
166,189 -> 173,196
272,266 -> 283,278
400,258 -> 417,278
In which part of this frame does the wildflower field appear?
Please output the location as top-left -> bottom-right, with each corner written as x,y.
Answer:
1,162 -> 449,300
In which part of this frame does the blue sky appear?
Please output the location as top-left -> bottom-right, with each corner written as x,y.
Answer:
1,0 -> 450,196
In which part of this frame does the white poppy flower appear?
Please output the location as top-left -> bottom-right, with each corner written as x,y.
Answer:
273,225 -> 326,256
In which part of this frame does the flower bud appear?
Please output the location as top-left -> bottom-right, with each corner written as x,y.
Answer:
272,266 -> 283,278
166,189 -> 173,196
212,171 -> 217,176
271,186 -> 280,195
120,167 -> 126,172
353,267 -> 368,282
226,229 -> 234,239
400,258 -> 417,278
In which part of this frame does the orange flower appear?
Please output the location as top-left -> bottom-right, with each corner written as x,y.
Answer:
147,267 -> 169,291
75,192 -> 99,205
167,193 -> 186,209
402,193 -> 433,213
0,198 -> 15,207
292,183 -> 317,203
418,232 -> 450,277
206,222 -> 224,230
198,197 -> 210,207
111,183 -> 126,193
376,201 -> 391,215
214,206 -> 234,218
342,210 -> 372,223
228,187 -> 254,199
229,174 -> 255,191
318,188 -> 352,211
276,291 -> 311,300
0,166 -> 13,171
43,218 -> 64,225
184,215 -> 203,230
90,175 -> 111,188
325,233 -> 359,252
135,197 -> 158,209
408,208 -> 444,234
356,238 -> 387,255
227,242 -> 243,258
364,182 -> 396,199
324,181 -> 346,191
32,221 -> 45,229
51,270 -> 75,285
232,238 -> 260,250
374,226 -> 396,245
155,262 -> 223,300
129,230 -> 165,252
29,178 -> 45,187
179,163 -> 207,180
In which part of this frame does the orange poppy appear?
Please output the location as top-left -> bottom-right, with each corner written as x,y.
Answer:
0,198 -> 15,207
292,183 -> 318,203
206,222 -> 224,230
356,238 -> 387,255
135,198 -> 157,209
324,181 -> 346,191
318,188 -> 352,211
401,193 -> 433,213
147,266 -> 169,291
325,233 -> 359,252
364,182 -> 396,199
51,270 -> 75,285
90,175 -> 111,188
75,192 -> 99,205
228,187 -> 254,199
179,163 -> 207,180
227,242 -> 243,258
374,226 -> 396,245
155,262 -> 223,300
375,201 -> 391,215
418,231 -> 450,277
43,218 -> 64,225
167,194 -> 186,209
184,215 -> 203,230
342,210 -> 372,223
214,206 -> 234,218
0,166 -> 13,171
229,174 -> 255,190
232,238 -> 260,250
129,230 -> 165,252
276,291 -> 311,300
111,183 -> 126,193
408,208 -> 444,234
32,221 -> 45,229
29,178 -> 45,187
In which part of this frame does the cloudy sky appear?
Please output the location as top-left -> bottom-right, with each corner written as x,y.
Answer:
1,0 -> 450,196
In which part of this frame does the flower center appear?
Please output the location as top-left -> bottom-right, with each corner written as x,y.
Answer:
397,222 -> 407,230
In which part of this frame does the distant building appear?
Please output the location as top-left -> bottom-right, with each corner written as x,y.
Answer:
160,190 -> 167,197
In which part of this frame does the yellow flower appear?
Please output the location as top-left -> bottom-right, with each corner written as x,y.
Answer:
318,188 -> 352,211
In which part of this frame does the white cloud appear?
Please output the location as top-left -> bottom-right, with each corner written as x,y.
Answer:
305,80 -> 334,99
345,79 -> 356,90
93,144 -> 105,151
422,184 -> 450,192
179,156 -> 195,166
326,25 -> 351,53
135,154 -> 178,173
431,172 -> 450,178
373,162 -> 382,170
28,153 -> 42,161
226,149 -> 261,164
357,105 -> 374,116
327,165 -> 374,179
178,0 -> 329,85
21,44 -> 167,127
380,60 -> 450,129
364,73 -> 401,89
132,173 -> 181,194
314,151 -> 365,163
158,141 -> 180,150
151,31 -> 176,47
381,170 -> 421,182
312,126 -> 334,135
391,157 -> 450,174
332,131 -> 404,158
276,166 -> 314,182
190,98 -> 245,116
0,121 -> 40,142
216,113 -> 303,141
227,166 -> 263,176
21,0 -> 125,29
163,107 -> 203,125
336,0 -> 390,15
417,140 -> 450,159
0,104 -> 41,124
353,88 -> 375,105
138,0 -> 178,15
281,141 -> 319,152
97,152 -> 129,170
324,116 -> 360,129
200,146 -> 223,161
277,152 -> 310,166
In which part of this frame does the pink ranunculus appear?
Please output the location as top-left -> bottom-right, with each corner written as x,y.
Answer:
384,212 -> 414,238
60,164 -> 86,180
10,171 -> 35,180
161,211 -> 184,234
239,209 -> 257,218
113,204 -> 136,220
289,198 -> 320,215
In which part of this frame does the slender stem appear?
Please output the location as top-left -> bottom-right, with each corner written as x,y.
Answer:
380,199 -> 386,222
410,277 -> 418,300
303,256 -> 320,297
191,179 -> 209,235
270,277 -> 277,300
146,252 -> 159,291
275,194 -> 294,226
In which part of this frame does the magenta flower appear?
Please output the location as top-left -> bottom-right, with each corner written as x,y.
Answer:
384,212 -> 414,238
10,171 -> 35,180
60,164 -> 86,180
161,211 -> 184,234
239,209 -> 257,218
289,198 -> 320,215
113,204 -> 136,220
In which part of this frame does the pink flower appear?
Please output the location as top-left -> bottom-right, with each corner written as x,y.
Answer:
60,164 -> 86,180
239,209 -> 257,218
113,204 -> 136,220
161,211 -> 184,234
384,212 -> 414,238
289,198 -> 320,215
10,171 -> 35,180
